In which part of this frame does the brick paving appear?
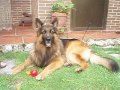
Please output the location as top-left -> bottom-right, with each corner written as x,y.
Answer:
0,26 -> 120,45
0,26 -> 37,45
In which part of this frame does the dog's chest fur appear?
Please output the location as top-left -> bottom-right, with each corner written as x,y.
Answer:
30,43 -> 62,67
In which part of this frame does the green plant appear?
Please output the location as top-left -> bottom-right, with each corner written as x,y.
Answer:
59,28 -> 65,32
51,0 -> 74,14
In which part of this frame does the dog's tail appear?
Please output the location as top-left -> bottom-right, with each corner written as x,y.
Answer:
90,53 -> 119,72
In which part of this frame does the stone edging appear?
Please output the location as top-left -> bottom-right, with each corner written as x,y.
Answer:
87,38 -> 120,46
0,38 -> 120,53
0,43 -> 34,53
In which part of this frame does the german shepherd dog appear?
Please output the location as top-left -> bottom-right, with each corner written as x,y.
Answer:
12,18 -> 119,80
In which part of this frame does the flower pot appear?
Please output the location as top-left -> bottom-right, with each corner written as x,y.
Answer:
52,12 -> 67,29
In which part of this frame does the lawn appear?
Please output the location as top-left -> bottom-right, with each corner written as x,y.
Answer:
0,45 -> 120,90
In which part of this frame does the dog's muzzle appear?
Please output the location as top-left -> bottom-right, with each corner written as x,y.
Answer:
45,38 -> 52,47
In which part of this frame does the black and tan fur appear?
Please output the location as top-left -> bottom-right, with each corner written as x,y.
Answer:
12,18 -> 119,80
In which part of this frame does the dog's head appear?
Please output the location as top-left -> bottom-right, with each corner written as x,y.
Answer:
35,18 -> 58,47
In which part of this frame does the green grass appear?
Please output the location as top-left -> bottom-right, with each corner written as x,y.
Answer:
0,45 -> 120,90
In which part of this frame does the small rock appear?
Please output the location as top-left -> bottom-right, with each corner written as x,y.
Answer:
24,43 -> 33,51
3,45 -> 13,53
0,62 -> 7,68
87,39 -> 95,45
106,39 -> 114,45
95,40 -> 105,46
12,44 -> 19,52
0,60 -> 15,74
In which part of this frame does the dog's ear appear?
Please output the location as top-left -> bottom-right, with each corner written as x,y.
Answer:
35,18 -> 43,28
51,17 -> 58,27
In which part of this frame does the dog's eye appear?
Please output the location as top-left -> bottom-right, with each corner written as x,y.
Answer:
50,29 -> 55,33
41,30 -> 46,34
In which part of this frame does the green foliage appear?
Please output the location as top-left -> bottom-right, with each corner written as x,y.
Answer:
51,0 -> 74,14
59,28 -> 65,32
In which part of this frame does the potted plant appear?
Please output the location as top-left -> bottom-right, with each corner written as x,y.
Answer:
51,0 -> 74,30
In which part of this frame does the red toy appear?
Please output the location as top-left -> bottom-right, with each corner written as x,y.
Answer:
30,70 -> 38,77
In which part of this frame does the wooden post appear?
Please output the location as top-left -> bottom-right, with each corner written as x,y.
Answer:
31,0 -> 38,31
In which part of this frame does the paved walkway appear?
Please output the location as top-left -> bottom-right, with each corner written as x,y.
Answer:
0,26 -> 120,45
0,26 -> 36,45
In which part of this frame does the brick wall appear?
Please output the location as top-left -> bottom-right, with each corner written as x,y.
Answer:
0,0 -> 12,30
11,0 -> 31,25
106,0 -> 120,30
38,0 -> 55,22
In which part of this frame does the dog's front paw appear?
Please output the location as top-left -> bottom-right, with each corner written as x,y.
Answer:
11,68 -> 21,75
11,70 -> 18,75
36,74 -> 46,81
75,67 -> 83,73
64,62 -> 72,67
